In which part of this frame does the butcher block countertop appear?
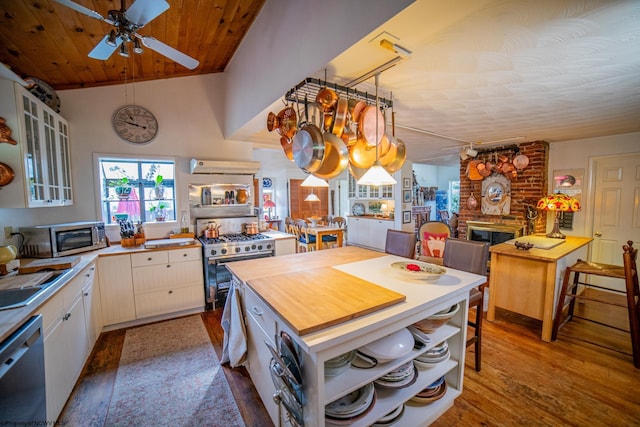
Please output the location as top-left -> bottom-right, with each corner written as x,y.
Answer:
490,236 -> 593,261
227,246 -> 487,352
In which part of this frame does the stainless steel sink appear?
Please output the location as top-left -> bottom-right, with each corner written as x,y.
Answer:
0,269 -> 74,311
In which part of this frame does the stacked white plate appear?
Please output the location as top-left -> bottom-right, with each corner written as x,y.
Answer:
408,325 -> 432,344
325,350 -> 356,377
326,383 -> 376,425
371,404 -> 405,426
414,341 -> 450,368
374,360 -> 418,389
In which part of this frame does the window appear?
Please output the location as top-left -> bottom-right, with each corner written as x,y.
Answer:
98,157 -> 176,224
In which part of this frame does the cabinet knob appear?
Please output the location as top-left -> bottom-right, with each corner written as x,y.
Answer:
84,292 -> 89,296
183,253 -> 187,257
166,264 -> 171,268
148,257 -> 152,261
251,306 -> 263,316
63,313 -> 71,321
168,290 -> 173,294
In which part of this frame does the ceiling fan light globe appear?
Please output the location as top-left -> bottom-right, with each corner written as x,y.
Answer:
133,39 -> 144,54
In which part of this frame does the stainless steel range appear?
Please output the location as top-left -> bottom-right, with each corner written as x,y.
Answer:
196,217 -> 275,309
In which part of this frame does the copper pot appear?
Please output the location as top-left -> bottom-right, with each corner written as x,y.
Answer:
358,105 -> 385,147
245,222 -> 259,235
348,135 -> 376,169
316,87 -> 338,111
384,137 -> 407,173
331,97 -> 348,137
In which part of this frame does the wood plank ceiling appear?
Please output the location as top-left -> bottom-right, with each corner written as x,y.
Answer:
0,0 -> 266,90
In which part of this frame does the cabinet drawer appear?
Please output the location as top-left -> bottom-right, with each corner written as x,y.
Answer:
132,260 -> 203,294
37,293 -> 64,338
168,247 -> 201,263
244,286 -> 277,343
134,285 -> 203,318
131,250 -> 169,267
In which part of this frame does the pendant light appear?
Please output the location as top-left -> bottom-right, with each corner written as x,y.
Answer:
357,73 -> 397,186
300,174 -> 329,187
304,191 -> 320,202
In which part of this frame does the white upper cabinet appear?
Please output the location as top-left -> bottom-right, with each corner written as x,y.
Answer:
0,80 -> 72,207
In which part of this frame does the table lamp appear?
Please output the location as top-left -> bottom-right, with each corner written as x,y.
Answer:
536,193 -> 581,239
264,199 -> 276,219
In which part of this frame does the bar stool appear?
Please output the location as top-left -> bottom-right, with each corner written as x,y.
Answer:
551,241 -> 639,368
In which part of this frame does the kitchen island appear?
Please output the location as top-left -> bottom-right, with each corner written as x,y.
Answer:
226,246 -> 485,426
487,235 -> 592,342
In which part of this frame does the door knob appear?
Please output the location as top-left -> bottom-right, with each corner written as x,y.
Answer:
595,231 -> 602,237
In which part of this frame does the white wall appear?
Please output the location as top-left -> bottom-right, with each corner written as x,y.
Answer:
547,131 -> 640,237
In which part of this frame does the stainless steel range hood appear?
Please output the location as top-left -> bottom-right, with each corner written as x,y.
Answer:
190,159 -> 261,175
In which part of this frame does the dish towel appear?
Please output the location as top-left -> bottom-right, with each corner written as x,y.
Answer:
221,283 -> 248,367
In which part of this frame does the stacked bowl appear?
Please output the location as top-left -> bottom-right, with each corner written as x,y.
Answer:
374,360 -> 417,389
412,303 -> 459,334
358,328 -> 414,363
325,382 -> 376,425
372,404 -> 405,426
414,341 -> 450,368
410,376 -> 447,404
325,350 -> 356,377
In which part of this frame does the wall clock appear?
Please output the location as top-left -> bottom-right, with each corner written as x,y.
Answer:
112,105 -> 158,144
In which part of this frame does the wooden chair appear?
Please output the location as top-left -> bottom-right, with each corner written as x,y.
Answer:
284,217 -> 295,235
322,216 -> 347,248
416,221 -> 451,265
385,229 -> 416,259
293,219 -> 316,252
442,238 -> 490,371
552,241 -> 639,368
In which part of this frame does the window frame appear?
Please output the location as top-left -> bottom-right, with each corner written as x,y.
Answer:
95,154 -> 178,225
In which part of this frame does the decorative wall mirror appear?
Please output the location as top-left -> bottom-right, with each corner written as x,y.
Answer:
481,174 -> 511,215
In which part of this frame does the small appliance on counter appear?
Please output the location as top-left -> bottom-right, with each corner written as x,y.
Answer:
19,221 -> 107,258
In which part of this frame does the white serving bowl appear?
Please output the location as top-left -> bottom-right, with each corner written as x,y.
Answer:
412,303 -> 460,334
358,328 -> 414,363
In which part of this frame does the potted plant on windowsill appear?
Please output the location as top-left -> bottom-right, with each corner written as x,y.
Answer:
111,177 -> 132,200
150,202 -> 167,221
153,174 -> 165,200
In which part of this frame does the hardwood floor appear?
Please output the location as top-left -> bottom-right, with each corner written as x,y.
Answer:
59,294 -> 640,426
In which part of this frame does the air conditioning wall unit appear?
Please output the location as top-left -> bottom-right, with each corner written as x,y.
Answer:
190,159 -> 261,175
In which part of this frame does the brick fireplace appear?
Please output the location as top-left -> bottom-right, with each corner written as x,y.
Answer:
458,141 -> 549,239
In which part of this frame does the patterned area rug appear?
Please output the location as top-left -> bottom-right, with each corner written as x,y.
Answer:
104,315 -> 246,427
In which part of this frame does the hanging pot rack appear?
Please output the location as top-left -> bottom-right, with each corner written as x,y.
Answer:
284,77 -> 393,110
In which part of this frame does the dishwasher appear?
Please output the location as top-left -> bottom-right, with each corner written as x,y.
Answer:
0,315 -> 46,424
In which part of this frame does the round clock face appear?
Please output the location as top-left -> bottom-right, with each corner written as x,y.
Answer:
113,105 -> 158,144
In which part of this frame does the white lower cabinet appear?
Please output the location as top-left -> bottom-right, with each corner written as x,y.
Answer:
347,217 -> 394,251
274,237 -> 296,256
238,280 -> 468,427
99,247 -> 204,326
38,264 -> 91,421
81,261 -> 101,350
98,254 -> 136,325
131,248 -> 204,318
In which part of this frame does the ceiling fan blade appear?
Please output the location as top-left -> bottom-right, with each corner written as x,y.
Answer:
54,0 -> 107,21
137,35 -> 199,70
0,62 -> 28,87
125,0 -> 170,27
440,136 -> 527,151
88,35 -> 123,60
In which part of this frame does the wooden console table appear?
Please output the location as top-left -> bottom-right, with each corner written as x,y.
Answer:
487,236 -> 592,342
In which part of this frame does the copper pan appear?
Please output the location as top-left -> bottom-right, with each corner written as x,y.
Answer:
277,106 -> 297,140
304,102 -> 325,130
350,100 -> 367,124
477,162 -> 491,177
384,138 -> 406,173
358,105 -> 385,147
341,123 -> 358,147
313,133 -> 349,179
348,135 -> 376,169
280,136 -> 293,161
331,97 -> 348,137
348,162 -> 369,180
266,112 -> 277,132
379,135 -> 398,167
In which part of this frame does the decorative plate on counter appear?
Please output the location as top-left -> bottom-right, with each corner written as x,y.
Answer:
391,261 -> 446,280
351,202 -> 365,216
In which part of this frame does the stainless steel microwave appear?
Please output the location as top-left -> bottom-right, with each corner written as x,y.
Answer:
20,221 -> 107,258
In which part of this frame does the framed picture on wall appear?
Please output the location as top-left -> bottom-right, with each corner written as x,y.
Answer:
403,211 -> 411,224
403,190 -> 412,203
403,177 -> 411,189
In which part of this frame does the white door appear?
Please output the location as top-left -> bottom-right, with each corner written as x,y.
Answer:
590,153 -> 640,291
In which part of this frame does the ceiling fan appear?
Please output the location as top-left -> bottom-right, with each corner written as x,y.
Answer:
54,0 -> 199,70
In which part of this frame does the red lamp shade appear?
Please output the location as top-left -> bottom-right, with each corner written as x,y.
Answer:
264,199 -> 276,209
536,193 -> 581,239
